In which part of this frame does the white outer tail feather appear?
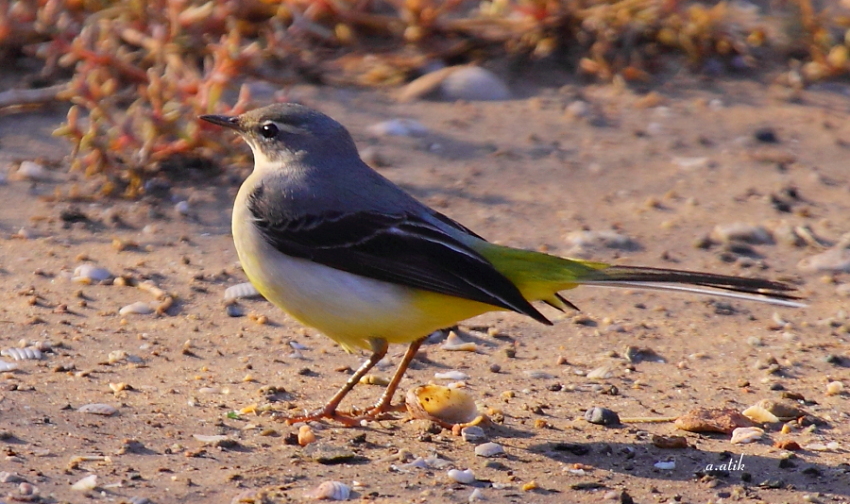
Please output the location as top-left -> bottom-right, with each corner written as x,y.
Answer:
582,281 -> 807,308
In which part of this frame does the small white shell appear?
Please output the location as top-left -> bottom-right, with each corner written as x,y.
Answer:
17,161 -> 49,180
730,427 -> 764,444
441,331 -> 477,352
70,474 -> 97,491
654,460 -> 676,470
119,302 -> 154,316
367,119 -> 428,137
434,370 -> 469,380
72,264 -> 112,284
474,442 -> 504,458
1,347 -> 43,361
440,66 -> 511,101
77,403 -> 118,416
0,360 -> 20,372
447,468 -> 475,484
304,481 -> 351,501
223,282 -> 261,300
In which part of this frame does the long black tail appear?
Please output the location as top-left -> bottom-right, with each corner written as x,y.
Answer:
581,265 -> 804,307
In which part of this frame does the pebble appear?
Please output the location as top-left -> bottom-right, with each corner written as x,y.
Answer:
674,408 -> 755,434
1,347 -> 43,361
77,403 -> 118,416
731,426 -> 765,444
825,381 -> 844,396
754,127 -> 779,143
524,370 -> 554,379
440,66 -> 511,101
460,426 -> 487,443
798,246 -> 850,273
447,468 -> 476,484
0,471 -> 24,483
129,497 -> 152,504
564,100 -> 590,119
711,223 -> 774,245
671,156 -> 710,170
435,370 -> 470,380
175,200 -> 191,216
624,346 -> 666,363
71,474 -> 98,491
304,480 -> 351,501
298,425 -> 317,446
474,442 -> 504,458
192,434 -> 236,447
17,160 -> 49,180
584,407 -> 620,426
304,442 -> 355,464
72,264 -> 112,284
225,304 -> 244,317
367,119 -> 428,137
223,282 -> 261,300
564,230 -> 640,254
119,301 -> 155,315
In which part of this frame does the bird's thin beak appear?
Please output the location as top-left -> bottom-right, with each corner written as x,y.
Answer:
199,114 -> 240,130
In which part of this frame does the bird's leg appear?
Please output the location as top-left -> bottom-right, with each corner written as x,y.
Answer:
285,339 -> 388,426
365,336 -> 426,417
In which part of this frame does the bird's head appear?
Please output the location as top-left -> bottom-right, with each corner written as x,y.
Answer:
200,103 -> 358,168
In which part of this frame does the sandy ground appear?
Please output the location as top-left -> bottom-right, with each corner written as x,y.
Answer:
0,73 -> 849,504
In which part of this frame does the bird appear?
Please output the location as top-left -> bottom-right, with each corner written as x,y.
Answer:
200,104 -> 802,426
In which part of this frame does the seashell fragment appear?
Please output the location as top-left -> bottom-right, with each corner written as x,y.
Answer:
119,302 -> 154,315
192,434 -> 236,447
223,282 -> 261,300
731,426 -> 764,444
460,425 -> 486,443
71,474 -> 97,491
586,365 -> 613,380
447,468 -> 475,484
72,264 -> 112,284
77,403 -> 118,416
440,331 -> 477,352
742,404 -> 779,423
474,442 -> 504,458
406,384 -> 484,428
654,460 -> 676,470
304,480 -> 351,501
434,370 -> 469,380
0,360 -> 17,371
1,347 -> 43,361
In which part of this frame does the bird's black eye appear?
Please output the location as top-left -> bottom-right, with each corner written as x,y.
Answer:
259,123 -> 279,139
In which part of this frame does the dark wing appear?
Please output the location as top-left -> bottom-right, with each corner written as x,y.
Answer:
247,186 -> 550,324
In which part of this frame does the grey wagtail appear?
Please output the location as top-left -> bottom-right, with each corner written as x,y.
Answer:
200,104 -> 802,426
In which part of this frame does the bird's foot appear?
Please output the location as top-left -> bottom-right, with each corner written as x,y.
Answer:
281,403 -> 403,426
